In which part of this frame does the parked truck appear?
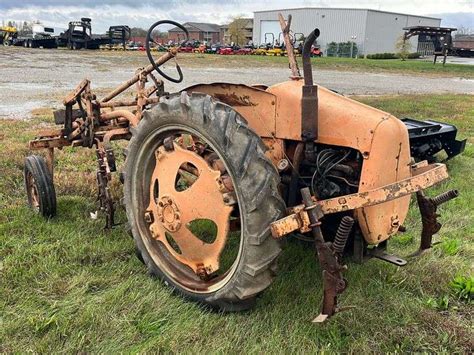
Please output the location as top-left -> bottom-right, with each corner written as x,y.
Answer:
12,23 -> 58,48
452,34 -> 474,57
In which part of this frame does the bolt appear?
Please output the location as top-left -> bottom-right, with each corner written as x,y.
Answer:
277,159 -> 289,171
149,225 -> 160,239
163,137 -> 175,151
196,264 -> 210,281
144,211 -> 153,223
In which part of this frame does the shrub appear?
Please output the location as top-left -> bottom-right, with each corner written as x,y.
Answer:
366,52 -> 421,60
326,41 -> 358,58
407,52 -> 421,59
326,42 -> 338,57
366,52 -> 398,59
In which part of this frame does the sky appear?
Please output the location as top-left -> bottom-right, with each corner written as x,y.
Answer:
1,0 -> 473,32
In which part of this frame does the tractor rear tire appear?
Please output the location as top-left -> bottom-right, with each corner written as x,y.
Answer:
24,155 -> 56,218
124,92 -> 285,311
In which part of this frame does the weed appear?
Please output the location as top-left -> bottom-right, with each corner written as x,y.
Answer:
439,239 -> 460,256
450,275 -> 473,303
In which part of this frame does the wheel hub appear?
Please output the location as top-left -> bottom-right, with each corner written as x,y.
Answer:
157,196 -> 181,232
145,140 -> 233,275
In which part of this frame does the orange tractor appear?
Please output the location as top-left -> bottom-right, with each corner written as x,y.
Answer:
25,17 -> 458,321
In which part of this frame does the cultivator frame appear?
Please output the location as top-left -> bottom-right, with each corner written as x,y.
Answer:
29,49 -> 176,227
26,16 -> 460,322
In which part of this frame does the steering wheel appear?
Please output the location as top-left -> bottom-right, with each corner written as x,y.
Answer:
146,20 -> 189,83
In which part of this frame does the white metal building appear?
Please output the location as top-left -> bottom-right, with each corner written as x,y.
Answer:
253,8 -> 441,55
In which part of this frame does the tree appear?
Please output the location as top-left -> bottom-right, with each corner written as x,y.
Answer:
130,27 -> 148,37
227,17 -> 248,46
326,42 -> 338,57
395,35 -> 411,61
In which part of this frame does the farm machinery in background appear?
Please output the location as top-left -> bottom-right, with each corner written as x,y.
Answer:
0,25 -> 18,46
7,23 -> 58,48
404,26 -> 474,65
1,18 -> 130,50
24,15 -> 463,322
57,18 -> 130,50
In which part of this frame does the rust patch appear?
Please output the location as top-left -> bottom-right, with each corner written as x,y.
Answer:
214,93 -> 257,107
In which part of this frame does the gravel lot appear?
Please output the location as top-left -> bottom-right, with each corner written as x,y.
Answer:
1,47 -> 473,119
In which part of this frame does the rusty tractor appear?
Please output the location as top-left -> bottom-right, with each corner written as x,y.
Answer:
25,16 -> 459,322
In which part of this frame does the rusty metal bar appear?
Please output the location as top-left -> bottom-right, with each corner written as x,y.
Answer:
99,96 -> 160,109
29,136 -> 71,149
270,163 -> 449,239
101,50 -> 175,103
278,13 -> 301,79
100,110 -> 139,127
99,99 -> 138,108
415,189 -> 458,253
45,148 -> 54,179
63,79 -> 90,105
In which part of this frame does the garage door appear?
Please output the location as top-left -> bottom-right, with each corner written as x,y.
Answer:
260,20 -> 281,44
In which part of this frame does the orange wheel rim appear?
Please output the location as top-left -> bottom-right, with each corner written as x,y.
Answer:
146,140 -> 233,277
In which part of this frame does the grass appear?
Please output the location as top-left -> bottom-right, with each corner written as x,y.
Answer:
1,94 -> 473,352
163,53 -> 474,78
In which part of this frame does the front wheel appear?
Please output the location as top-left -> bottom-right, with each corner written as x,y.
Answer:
24,155 -> 56,218
124,92 -> 285,311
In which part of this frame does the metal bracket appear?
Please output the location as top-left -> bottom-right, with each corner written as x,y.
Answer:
367,248 -> 407,266
411,189 -> 458,255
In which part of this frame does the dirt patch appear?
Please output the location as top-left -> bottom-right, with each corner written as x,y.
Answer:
1,47 -> 473,119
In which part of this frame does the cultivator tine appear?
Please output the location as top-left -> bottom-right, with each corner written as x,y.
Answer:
300,188 -> 352,323
412,189 -> 459,256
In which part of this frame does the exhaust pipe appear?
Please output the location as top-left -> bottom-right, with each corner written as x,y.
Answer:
301,28 -> 320,142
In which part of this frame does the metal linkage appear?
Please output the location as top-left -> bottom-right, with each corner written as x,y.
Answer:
95,142 -> 115,229
300,187 -> 352,323
415,189 -> 459,254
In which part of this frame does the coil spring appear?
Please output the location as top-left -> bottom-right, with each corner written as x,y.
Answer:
432,189 -> 459,206
333,216 -> 355,254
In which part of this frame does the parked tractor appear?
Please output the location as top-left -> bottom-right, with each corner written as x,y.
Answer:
25,16 -> 459,322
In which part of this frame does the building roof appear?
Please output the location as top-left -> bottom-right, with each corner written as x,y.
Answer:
169,22 -> 220,33
254,7 -> 440,21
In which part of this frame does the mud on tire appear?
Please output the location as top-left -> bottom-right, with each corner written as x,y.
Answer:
123,92 -> 286,311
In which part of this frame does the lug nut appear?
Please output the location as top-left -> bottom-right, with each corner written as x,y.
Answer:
277,159 -> 290,171
144,211 -> 154,223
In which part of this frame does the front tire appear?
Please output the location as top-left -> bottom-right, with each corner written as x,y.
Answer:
124,92 -> 285,311
24,155 -> 56,218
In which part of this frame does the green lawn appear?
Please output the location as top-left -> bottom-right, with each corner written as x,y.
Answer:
92,49 -> 474,79
174,53 -> 474,78
1,94 -> 473,352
